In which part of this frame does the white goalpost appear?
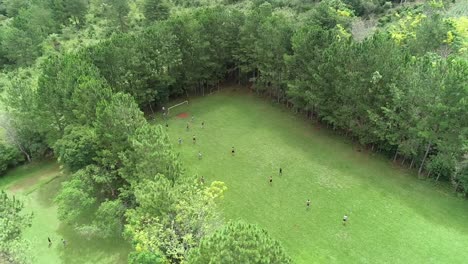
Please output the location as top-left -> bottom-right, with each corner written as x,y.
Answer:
167,100 -> 189,115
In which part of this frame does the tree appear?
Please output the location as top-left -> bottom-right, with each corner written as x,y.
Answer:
143,0 -> 170,22
55,166 -> 98,223
0,191 -> 32,264
0,143 -> 23,175
84,26 -> 180,108
54,125 -> 99,172
187,221 -> 292,264
102,0 -> 130,30
125,179 -> 225,262
49,0 -> 88,26
94,92 -> 146,172
1,69 -> 48,161
92,199 -> 126,238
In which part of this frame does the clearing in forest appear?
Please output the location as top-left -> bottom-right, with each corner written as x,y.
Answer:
162,87 -> 468,263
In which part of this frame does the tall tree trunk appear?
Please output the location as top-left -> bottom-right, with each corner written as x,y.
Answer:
393,149 -> 398,162
418,142 -> 431,177
426,169 -> 432,179
435,172 -> 441,182
202,81 -> 205,96
277,89 -> 280,103
18,144 -> 31,162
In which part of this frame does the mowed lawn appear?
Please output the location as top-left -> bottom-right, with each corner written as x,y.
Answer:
162,87 -> 468,263
1,161 -> 130,264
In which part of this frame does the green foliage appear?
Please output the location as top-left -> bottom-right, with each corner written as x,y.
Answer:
187,221 -> 292,264
0,190 -> 32,264
128,250 -> 165,264
54,125 -> 98,171
143,0 -> 170,22
0,143 -> 23,175
36,53 -> 112,143
122,124 -> 183,185
125,179 -> 224,262
305,0 -> 354,30
55,166 -> 98,223
0,69 -> 48,161
84,24 -> 180,107
49,0 -> 88,26
0,2 -> 59,67
94,92 -> 146,170
93,199 -> 126,238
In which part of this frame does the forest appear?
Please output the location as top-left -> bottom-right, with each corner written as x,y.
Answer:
0,0 -> 467,263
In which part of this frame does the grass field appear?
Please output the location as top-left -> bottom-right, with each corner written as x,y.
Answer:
161,87 -> 468,263
1,161 -> 130,264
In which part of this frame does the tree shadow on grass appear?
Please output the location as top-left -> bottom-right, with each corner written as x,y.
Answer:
55,224 -> 130,264
34,175 -> 131,264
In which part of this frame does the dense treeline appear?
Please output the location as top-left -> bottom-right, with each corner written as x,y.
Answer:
0,0 -> 467,263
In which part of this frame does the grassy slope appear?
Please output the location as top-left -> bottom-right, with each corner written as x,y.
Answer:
1,161 -> 130,264
161,88 -> 468,263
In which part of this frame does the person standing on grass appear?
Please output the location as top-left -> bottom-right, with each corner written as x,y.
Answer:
279,167 -> 282,176
165,123 -> 169,129
193,135 -> 196,144
231,147 -> 235,156
306,199 -> 311,209
62,238 -> 67,247
191,115 -> 195,122
200,176 -> 205,185
178,137 -> 182,145
343,214 -> 348,226
198,151 -> 202,160
269,176 -> 273,185
201,121 -> 205,129
48,237 -> 52,246
186,122 -> 190,131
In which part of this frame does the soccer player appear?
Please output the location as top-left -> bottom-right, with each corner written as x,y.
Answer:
178,137 -> 182,145
269,176 -> 273,185
201,121 -> 205,129
200,176 -> 205,185
343,214 -> 348,226
186,122 -> 190,131
198,151 -> 202,160
193,135 -> 196,144
279,167 -> 282,175
306,199 -> 311,209
231,147 -> 235,156
48,237 -> 52,245
165,123 -> 169,129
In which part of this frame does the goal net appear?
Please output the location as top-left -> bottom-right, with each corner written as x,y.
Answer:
167,100 -> 189,116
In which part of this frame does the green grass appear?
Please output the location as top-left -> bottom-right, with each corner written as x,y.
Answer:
161,87 -> 468,263
1,161 -> 130,264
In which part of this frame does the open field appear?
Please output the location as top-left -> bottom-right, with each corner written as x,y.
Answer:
162,88 -> 468,263
1,161 -> 130,264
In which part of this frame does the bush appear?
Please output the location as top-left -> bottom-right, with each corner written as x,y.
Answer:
0,143 -> 24,175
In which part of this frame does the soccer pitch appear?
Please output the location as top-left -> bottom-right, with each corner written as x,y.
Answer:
161,87 -> 468,263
